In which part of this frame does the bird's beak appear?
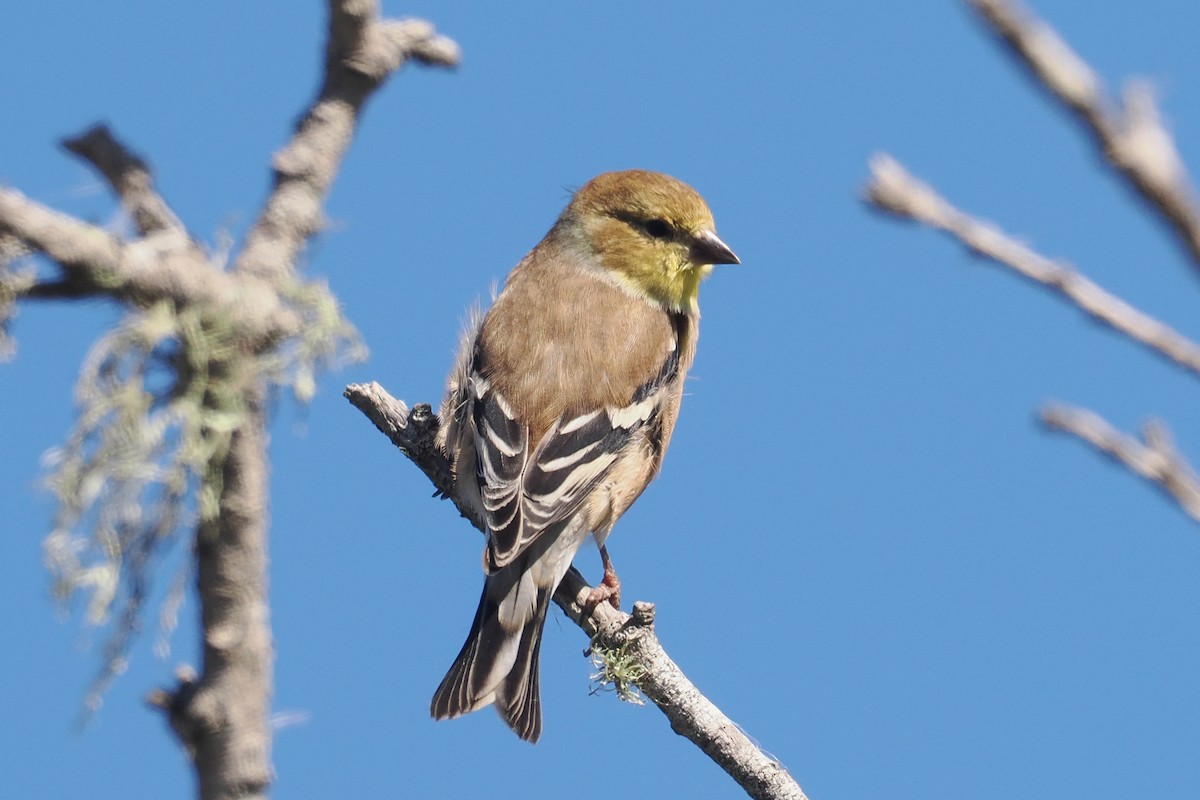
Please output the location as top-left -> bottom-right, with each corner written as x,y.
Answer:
691,229 -> 740,266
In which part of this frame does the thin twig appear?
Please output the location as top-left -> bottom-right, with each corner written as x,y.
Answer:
966,0 -> 1200,272
343,381 -> 454,499
62,125 -> 184,236
344,380 -> 808,800
865,154 -> 1200,378
1042,403 -> 1200,522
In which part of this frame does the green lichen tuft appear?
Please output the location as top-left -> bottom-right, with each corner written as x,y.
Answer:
589,640 -> 648,705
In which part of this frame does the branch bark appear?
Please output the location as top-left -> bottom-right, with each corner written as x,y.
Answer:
5,2 -> 457,798
1042,404 -> 1200,522
864,0 -> 1200,529
234,6 -> 459,282
62,124 -> 184,237
344,381 -> 809,800
188,394 -> 274,800
136,4 -> 455,795
864,154 -> 1200,379
966,0 -> 1200,273
0,10 -> 461,344
0,186 -> 298,344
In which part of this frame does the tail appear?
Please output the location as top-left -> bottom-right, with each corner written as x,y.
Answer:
430,561 -> 555,743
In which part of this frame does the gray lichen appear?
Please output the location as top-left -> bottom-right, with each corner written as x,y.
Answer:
41,270 -> 363,709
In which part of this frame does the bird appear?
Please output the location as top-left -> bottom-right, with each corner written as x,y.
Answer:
430,170 -> 738,742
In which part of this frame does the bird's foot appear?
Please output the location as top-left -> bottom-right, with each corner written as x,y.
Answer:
582,553 -> 621,612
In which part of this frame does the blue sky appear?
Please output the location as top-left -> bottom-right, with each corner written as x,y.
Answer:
4,1 -> 1200,797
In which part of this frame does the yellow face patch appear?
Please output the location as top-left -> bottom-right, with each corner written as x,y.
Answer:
568,170 -> 722,312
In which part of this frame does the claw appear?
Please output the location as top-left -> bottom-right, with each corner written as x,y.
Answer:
582,545 -> 621,612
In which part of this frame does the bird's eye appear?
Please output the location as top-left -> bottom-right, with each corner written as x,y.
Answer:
643,218 -> 671,240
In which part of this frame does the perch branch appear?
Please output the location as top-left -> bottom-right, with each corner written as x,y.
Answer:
966,0 -> 1200,271
343,380 -> 454,503
344,381 -> 808,800
865,155 -> 1200,378
1042,403 -> 1200,522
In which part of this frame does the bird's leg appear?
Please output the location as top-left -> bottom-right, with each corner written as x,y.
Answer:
583,544 -> 622,611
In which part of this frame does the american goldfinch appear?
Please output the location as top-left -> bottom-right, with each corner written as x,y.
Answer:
430,170 -> 738,742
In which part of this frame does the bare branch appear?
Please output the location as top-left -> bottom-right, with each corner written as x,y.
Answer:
343,381 -> 466,513
234,4 -> 460,282
62,124 -> 184,236
865,154 -> 1200,377
378,19 -> 461,68
147,666 -> 201,761
150,393 -> 274,800
21,277 -> 102,300
9,2 -> 455,797
1042,403 -> 1200,522
0,186 -> 124,272
966,0 -> 1200,270
0,265 -> 35,360
0,187 -> 299,342
345,381 -> 808,800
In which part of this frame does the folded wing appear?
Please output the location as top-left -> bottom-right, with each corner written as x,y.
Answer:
472,341 -> 681,572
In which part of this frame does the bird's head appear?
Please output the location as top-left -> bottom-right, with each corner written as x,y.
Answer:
558,170 -> 739,313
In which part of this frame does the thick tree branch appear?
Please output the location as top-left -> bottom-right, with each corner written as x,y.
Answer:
62,124 -> 184,236
234,2 -> 459,282
864,154 -> 1200,378
156,392 -> 274,800
126,6 -> 456,796
1,3 -> 457,798
0,186 -> 299,343
21,276 -> 103,300
0,186 -> 124,272
966,0 -> 1200,271
344,381 -> 808,800
1042,403 -> 1200,523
